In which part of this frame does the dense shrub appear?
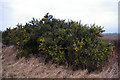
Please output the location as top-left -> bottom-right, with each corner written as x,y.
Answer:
2,13 -> 114,70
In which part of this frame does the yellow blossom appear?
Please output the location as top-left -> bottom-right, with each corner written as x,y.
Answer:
109,43 -> 111,45
40,38 -> 45,42
101,56 -> 103,58
49,52 -> 52,55
73,43 -> 76,46
69,34 -> 72,36
97,64 -> 100,67
43,48 -> 45,50
17,42 -> 20,45
80,46 -> 82,48
74,47 -> 79,51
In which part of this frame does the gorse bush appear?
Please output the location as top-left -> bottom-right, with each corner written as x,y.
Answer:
2,13 -> 114,70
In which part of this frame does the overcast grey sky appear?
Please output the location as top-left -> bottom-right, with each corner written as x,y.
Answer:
0,0 -> 119,33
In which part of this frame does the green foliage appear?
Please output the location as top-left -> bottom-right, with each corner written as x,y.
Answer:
2,13 -> 114,70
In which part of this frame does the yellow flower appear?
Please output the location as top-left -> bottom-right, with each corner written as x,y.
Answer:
40,38 -> 45,42
80,46 -> 82,48
73,43 -> 76,46
56,58 -> 58,60
75,47 -> 79,51
97,64 -> 100,67
43,48 -> 45,50
17,42 -> 20,45
109,43 -> 111,45
42,18 -> 48,21
40,39 -> 42,41
23,40 -> 27,43
96,62 -> 100,67
69,34 -> 72,36
49,52 -> 52,55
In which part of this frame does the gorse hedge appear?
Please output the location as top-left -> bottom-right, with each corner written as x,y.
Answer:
2,13 -> 114,70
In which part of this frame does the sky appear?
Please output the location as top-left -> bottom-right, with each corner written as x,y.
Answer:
0,0 -> 119,33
